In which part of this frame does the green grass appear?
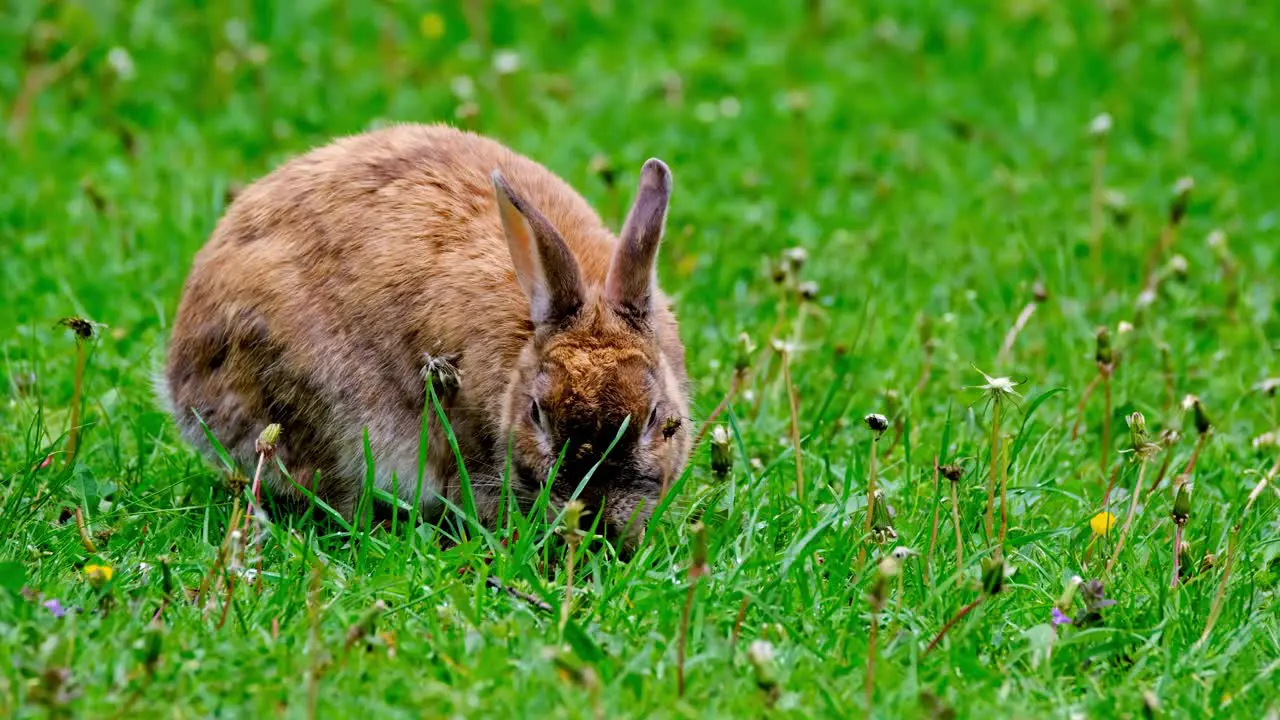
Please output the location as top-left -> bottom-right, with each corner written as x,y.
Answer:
3,0 -> 1280,716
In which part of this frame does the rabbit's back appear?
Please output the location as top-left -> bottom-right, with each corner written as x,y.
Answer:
164,123 -> 618,513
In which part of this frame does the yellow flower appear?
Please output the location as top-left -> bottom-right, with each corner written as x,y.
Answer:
84,563 -> 114,588
1090,511 -> 1116,536
420,13 -> 445,40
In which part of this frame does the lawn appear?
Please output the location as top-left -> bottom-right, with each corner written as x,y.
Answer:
3,0 -> 1279,717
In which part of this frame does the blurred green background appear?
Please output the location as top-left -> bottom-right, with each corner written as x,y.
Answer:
2,1 -> 1279,716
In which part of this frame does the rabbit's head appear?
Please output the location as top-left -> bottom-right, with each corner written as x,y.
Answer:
492,160 -> 689,550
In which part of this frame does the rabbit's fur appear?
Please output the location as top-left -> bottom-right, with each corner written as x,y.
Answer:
163,123 -> 690,545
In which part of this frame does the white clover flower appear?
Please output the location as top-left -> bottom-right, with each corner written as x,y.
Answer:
450,75 -> 476,99
492,50 -> 521,75
747,640 -> 775,665
1088,112 -> 1113,137
107,47 -> 135,80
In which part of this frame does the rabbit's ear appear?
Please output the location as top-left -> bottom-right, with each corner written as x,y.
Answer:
606,158 -> 671,320
492,170 -> 585,325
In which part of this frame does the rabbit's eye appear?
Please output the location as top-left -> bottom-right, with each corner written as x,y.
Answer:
530,400 -> 543,428
647,405 -> 659,429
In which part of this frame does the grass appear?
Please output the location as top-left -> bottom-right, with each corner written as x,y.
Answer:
3,0 -> 1280,716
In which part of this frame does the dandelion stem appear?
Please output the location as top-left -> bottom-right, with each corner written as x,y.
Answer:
66,340 -> 88,465
925,457 -> 941,585
950,480 -> 964,574
677,575 -> 700,697
1171,523 -> 1183,589
692,370 -> 746,451
74,506 -> 96,553
1103,461 -> 1148,578
306,563 -> 322,720
1245,457 -> 1280,513
984,401 -> 1001,543
998,437 -> 1010,547
887,567 -> 906,641
560,543 -> 576,634
730,595 -> 750,652
781,346 -> 805,504
1101,372 -> 1112,482
997,301 -> 1039,365
1070,374 -> 1102,441
924,596 -> 984,656
865,608 -> 878,710
858,432 -> 879,566
1195,525 -> 1237,649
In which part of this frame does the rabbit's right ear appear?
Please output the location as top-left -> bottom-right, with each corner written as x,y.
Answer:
492,170 -> 585,325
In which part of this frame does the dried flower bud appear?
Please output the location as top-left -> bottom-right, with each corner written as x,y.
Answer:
1167,254 -> 1189,280
1191,397 -> 1212,435
883,390 -> 901,416
561,500 -> 586,547
980,556 -> 1005,596
734,332 -> 756,373
1104,189 -> 1131,225
868,556 -> 901,611
870,491 -> 897,544
1117,321 -> 1134,335
1095,326 -> 1113,366
782,247 -> 808,273
1172,484 -> 1191,526
344,599 -> 388,650
1056,575 -> 1084,613
1206,228 -> 1228,253
1032,280 -> 1048,303
688,522 -> 709,580
587,153 -> 615,188
1169,176 -> 1194,225
1126,412 -> 1159,460
1254,378 -> 1280,397
940,464 -> 965,482
255,423 -> 281,456
1088,112 -> 1113,138
709,425 -> 733,478
159,555 -> 174,598
797,280 -> 819,301
864,413 -> 889,434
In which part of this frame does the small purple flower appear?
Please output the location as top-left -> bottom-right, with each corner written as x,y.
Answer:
1051,607 -> 1073,626
44,599 -> 66,618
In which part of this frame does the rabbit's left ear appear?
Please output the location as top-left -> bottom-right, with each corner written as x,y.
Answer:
605,158 -> 671,320
492,170 -> 585,326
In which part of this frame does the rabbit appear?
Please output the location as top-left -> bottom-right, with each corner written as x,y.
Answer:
161,123 -> 691,548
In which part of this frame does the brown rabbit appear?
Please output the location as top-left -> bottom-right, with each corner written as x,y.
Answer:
162,123 -> 691,546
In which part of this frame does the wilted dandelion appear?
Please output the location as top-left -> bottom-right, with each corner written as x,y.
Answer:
58,317 -> 100,465
941,463 -> 966,572
1105,412 -> 1161,577
969,368 -> 1022,547
558,500 -> 586,633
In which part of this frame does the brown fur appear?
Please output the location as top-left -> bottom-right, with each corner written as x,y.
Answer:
163,123 -> 690,546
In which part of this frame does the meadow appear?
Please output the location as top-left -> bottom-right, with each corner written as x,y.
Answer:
2,1 -> 1279,717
